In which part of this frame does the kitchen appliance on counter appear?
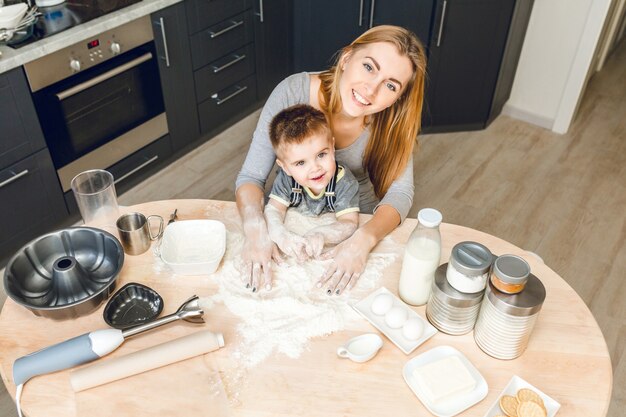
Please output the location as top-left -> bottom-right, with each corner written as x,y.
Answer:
7,0 -> 142,48
23,16 -> 169,207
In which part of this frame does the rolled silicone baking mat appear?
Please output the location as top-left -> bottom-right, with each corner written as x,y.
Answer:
70,330 -> 225,392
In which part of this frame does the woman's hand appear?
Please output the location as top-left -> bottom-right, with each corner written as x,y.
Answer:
240,216 -> 278,292
316,229 -> 376,295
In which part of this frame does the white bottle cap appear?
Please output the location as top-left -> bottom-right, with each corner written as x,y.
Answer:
417,208 -> 442,227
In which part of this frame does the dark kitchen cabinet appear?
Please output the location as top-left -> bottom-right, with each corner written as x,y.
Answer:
0,150 -> 68,262
293,0 -> 434,72
0,69 -> 47,170
253,0 -> 293,100
293,0 -> 368,71
151,2 -> 201,150
366,0 -> 434,50
0,68 -> 68,261
422,0 -> 534,132
188,1 -> 259,137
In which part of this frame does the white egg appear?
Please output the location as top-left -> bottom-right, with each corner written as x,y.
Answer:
384,306 -> 408,329
370,293 -> 394,316
402,318 -> 424,340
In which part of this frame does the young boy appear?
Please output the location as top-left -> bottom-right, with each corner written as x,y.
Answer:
265,104 -> 360,261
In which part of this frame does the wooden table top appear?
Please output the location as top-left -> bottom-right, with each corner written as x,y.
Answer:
0,199 -> 613,417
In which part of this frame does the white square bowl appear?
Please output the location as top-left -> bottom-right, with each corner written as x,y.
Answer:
484,375 -> 560,417
160,219 -> 226,275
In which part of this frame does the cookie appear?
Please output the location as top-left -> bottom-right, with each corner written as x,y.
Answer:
517,388 -> 544,406
499,395 -> 519,417
517,400 -> 547,417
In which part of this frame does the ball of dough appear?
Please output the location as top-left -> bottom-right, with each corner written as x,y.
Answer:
371,293 -> 394,316
385,306 -> 408,329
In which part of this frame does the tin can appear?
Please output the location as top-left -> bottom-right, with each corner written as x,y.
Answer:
474,273 -> 546,359
426,264 -> 484,335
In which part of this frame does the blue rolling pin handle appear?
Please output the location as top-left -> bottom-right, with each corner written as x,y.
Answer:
13,333 -> 100,386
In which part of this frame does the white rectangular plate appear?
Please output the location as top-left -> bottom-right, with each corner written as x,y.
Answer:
352,286 -> 437,355
403,345 -> 489,417
484,375 -> 561,417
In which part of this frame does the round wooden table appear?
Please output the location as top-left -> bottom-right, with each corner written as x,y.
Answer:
0,200 -> 613,417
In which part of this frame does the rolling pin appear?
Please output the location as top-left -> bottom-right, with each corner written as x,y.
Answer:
70,330 -> 224,392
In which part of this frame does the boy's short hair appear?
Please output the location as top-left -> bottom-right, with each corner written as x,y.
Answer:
269,104 -> 331,154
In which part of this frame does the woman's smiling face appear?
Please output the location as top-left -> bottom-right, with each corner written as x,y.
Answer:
338,41 -> 414,118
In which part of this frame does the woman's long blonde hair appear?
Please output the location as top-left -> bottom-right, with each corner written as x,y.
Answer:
318,25 -> 427,199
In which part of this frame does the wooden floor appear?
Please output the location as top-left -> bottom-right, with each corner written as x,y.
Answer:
1,40 -> 623,416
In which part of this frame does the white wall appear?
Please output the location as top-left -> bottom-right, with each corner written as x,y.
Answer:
503,0 -> 613,134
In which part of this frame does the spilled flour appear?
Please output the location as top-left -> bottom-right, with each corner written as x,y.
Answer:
200,210 -> 400,368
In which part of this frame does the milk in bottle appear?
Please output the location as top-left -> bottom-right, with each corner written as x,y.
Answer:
398,208 -> 442,306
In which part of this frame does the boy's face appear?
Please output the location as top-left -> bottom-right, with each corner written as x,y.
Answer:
276,132 -> 336,195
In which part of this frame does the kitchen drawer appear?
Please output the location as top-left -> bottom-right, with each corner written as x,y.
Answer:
186,0 -> 247,34
198,75 -> 257,134
190,11 -> 254,70
64,135 -> 173,216
0,149 -> 68,260
0,68 -> 47,171
194,43 -> 256,103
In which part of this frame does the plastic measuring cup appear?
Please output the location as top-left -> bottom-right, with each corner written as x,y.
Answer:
71,170 -> 119,228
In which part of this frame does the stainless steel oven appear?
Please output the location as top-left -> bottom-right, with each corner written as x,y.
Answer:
23,16 -> 168,193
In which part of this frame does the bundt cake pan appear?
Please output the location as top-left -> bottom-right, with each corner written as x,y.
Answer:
3,227 -> 124,320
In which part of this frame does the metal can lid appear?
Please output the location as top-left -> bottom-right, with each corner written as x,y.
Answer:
432,264 -> 484,308
485,273 -> 546,316
493,254 -> 530,284
417,208 -> 442,228
450,241 -> 493,276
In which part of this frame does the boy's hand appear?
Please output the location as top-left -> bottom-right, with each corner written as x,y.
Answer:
274,231 -> 309,262
303,231 -> 325,258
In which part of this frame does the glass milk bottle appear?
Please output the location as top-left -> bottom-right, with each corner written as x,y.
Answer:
398,208 -> 442,306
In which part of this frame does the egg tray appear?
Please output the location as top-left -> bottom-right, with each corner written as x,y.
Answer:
352,286 -> 438,354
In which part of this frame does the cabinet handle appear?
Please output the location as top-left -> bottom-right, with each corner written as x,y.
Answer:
0,169 -> 29,189
56,53 -> 153,100
209,20 -> 244,38
369,0 -> 376,29
212,54 -> 247,73
157,17 -> 171,67
211,85 -> 248,105
358,0 -> 364,27
113,155 -> 159,185
257,0 -> 264,22
437,0 -> 448,47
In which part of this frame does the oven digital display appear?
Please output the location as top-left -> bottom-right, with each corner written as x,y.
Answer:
87,39 -> 100,49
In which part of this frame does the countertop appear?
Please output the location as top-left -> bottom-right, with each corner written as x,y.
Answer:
0,0 -> 182,74
0,200 -> 613,417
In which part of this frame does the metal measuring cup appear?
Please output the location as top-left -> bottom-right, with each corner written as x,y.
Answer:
116,212 -> 164,255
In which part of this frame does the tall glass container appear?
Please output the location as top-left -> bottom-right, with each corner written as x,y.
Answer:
71,169 -> 119,230
398,208 -> 442,306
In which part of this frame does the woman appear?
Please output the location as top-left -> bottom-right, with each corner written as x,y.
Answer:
236,25 -> 427,293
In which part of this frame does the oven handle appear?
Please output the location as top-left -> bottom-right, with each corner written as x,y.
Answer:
56,53 -> 153,101
113,155 -> 159,185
